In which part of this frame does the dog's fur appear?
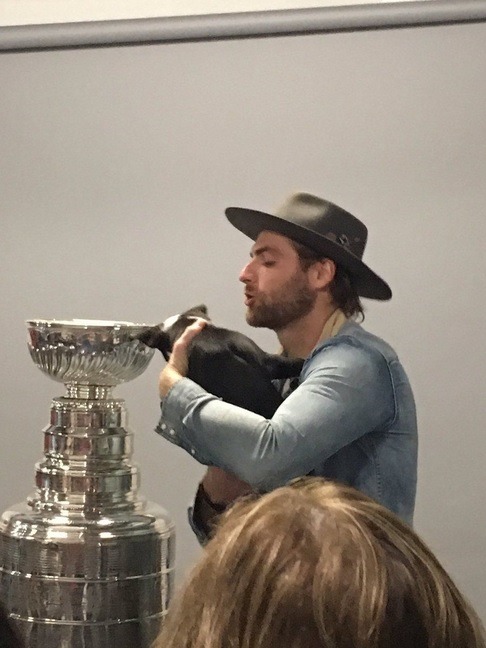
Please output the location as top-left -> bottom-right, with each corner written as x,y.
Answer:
137,305 -> 304,418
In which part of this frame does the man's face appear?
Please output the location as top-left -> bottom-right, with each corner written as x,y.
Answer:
239,231 -> 316,330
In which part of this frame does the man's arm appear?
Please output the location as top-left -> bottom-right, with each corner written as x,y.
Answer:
158,337 -> 395,492
202,466 -> 253,504
190,467 -> 253,543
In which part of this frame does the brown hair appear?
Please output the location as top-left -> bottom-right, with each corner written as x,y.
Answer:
290,240 -> 364,320
154,478 -> 485,648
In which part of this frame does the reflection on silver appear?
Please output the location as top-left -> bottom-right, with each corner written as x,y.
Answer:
26,318 -> 154,387
0,319 -> 174,647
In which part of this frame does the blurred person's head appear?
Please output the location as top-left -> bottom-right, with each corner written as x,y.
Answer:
155,477 -> 485,648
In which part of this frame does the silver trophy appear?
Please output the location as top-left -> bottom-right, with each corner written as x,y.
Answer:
0,319 -> 175,647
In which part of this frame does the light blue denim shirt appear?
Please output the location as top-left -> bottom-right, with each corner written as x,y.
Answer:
156,320 -> 418,528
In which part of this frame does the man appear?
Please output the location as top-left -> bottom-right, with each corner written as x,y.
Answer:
156,192 -> 417,542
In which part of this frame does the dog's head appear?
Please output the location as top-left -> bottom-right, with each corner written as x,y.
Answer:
137,304 -> 211,360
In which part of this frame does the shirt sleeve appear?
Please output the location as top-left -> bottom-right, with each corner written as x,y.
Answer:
156,338 -> 396,492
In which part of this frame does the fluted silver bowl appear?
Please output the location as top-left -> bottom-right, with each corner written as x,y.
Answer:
27,319 -> 155,386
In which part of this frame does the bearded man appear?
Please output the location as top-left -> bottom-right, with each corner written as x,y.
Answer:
156,192 -> 418,543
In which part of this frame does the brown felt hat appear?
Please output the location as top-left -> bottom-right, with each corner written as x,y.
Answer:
225,192 -> 392,301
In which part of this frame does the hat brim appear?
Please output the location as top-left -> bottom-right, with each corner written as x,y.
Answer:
226,207 -> 392,301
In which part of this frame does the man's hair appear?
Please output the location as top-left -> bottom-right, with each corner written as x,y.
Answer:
290,239 -> 364,320
155,478 -> 485,648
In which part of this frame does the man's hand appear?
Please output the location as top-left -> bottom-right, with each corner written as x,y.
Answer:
193,467 -> 254,542
202,467 -> 253,505
158,318 -> 206,398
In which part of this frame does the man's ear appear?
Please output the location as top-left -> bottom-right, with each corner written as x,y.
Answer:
308,258 -> 336,290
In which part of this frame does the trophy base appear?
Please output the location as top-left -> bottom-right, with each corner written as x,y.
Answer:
0,499 -> 174,648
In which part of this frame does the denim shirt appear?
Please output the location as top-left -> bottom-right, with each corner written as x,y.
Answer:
156,320 -> 418,531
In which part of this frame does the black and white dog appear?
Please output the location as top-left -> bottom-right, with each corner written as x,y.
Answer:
136,305 -> 304,418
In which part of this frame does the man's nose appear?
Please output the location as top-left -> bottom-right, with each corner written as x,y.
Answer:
239,260 -> 253,284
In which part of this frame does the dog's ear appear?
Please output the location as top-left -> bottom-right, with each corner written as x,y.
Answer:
136,326 -> 171,359
184,304 -> 209,319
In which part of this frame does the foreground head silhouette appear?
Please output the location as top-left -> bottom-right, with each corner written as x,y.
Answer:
155,478 -> 485,648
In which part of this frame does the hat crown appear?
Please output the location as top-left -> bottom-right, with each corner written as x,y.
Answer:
275,193 -> 368,260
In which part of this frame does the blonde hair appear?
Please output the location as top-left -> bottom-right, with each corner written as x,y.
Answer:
155,478 -> 485,648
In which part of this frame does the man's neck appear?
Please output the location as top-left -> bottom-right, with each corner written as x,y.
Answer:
276,303 -> 339,358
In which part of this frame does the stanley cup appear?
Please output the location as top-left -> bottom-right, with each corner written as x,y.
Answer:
0,319 -> 175,647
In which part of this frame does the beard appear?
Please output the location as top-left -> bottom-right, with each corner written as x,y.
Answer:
246,272 -> 316,330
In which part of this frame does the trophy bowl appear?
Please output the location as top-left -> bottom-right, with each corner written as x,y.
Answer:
26,319 -> 155,387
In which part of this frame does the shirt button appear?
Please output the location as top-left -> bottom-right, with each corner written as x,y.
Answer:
169,429 -> 176,437
160,423 -> 167,431
190,448 -> 195,455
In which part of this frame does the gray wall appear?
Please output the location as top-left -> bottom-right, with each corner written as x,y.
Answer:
1,21 -> 485,621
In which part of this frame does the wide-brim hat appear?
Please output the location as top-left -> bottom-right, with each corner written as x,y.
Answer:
225,192 -> 392,301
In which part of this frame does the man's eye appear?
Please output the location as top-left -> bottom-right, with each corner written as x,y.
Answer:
262,260 -> 276,267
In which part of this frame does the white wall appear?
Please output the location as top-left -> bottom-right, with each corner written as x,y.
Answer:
0,21 -> 485,621
0,0 -> 422,26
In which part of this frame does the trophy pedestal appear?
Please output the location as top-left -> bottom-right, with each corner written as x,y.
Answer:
0,320 -> 175,647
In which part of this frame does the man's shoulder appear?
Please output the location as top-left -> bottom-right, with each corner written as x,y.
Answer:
308,320 -> 399,367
